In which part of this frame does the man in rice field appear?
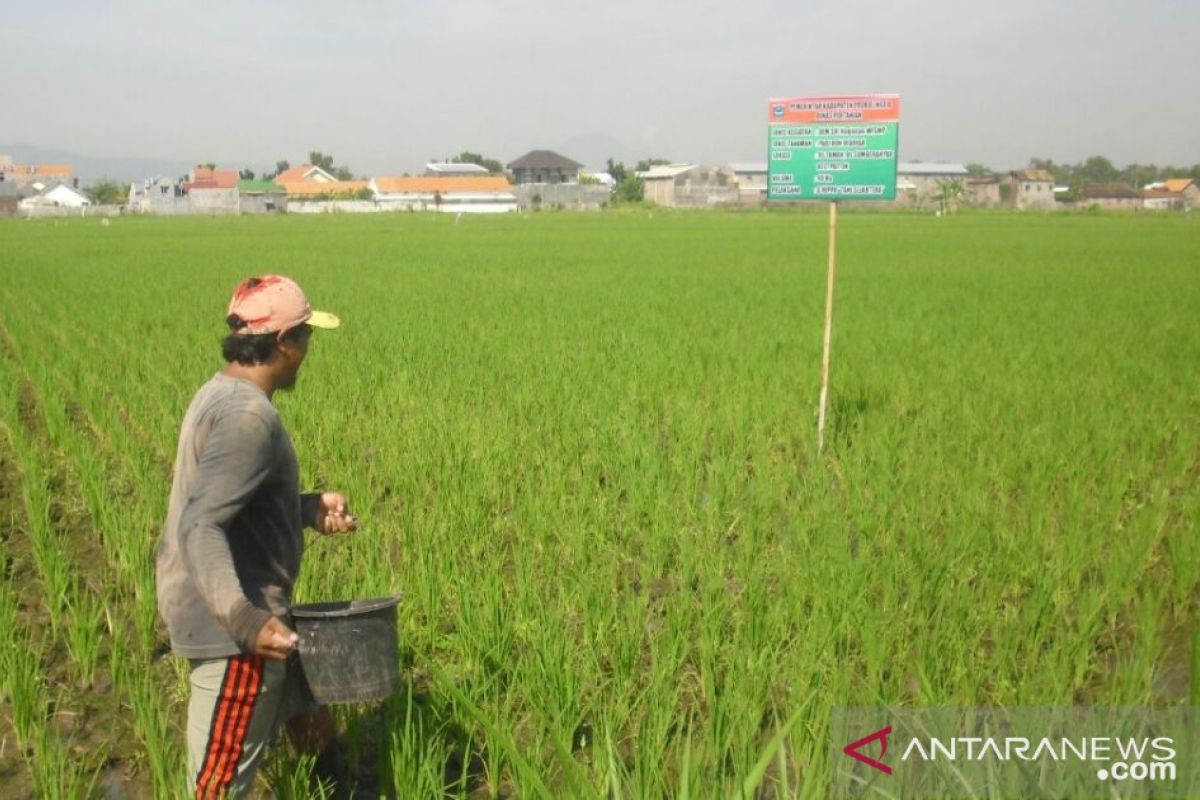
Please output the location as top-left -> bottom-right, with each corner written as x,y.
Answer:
155,275 -> 358,798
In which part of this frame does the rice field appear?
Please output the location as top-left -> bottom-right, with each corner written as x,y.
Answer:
0,208 -> 1197,798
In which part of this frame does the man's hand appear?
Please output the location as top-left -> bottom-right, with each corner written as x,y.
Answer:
254,617 -> 299,662
313,492 -> 358,535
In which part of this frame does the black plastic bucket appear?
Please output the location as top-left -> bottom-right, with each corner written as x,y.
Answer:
291,595 -> 402,704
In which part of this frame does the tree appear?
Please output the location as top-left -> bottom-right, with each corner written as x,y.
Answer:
239,168 -> 255,181
635,158 -> 670,173
308,151 -> 357,180
271,160 -> 290,179
966,163 -> 991,177
308,151 -> 335,172
1077,155 -> 1118,184
452,151 -> 504,173
614,175 -> 644,203
606,158 -> 628,183
932,178 -> 967,215
87,178 -> 128,205
1122,163 -> 1158,189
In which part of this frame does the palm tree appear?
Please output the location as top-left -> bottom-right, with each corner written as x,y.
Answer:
933,178 -> 967,215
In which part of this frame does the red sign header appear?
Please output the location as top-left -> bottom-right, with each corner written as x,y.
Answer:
768,94 -> 900,124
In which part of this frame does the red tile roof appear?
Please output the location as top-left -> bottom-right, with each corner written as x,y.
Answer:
373,176 -> 512,193
33,164 -> 73,176
190,167 -> 239,188
274,165 -> 337,183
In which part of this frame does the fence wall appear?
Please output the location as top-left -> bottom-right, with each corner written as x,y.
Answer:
21,204 -> 124,218
287,200 -> 383,214
187,188 -> 239,215
512,184 -> 611,210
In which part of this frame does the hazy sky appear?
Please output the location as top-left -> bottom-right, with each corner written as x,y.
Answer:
5,0 -> 1197,174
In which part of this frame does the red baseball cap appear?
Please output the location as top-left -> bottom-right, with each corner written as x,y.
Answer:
226,275 -> 340,334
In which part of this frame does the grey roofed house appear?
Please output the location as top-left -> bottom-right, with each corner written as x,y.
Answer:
636,163 -> 697,180
507,150 -> 584,184
637,164 -> 739,207
425,162 -> 490,175
729,162 -> 769,205
896,162 -> 970,204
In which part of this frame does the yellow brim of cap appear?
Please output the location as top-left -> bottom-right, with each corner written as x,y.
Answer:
308,309 -> 341,329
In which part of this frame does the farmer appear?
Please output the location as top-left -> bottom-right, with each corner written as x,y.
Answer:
155,275 -> 358,798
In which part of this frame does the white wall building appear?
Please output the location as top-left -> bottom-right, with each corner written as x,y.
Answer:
370,176 -> 518,213
19,182 -> 91,209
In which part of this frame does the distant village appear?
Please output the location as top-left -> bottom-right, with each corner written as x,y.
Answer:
1,150 -> 1197,217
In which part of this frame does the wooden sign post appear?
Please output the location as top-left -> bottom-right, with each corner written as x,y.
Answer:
765,94 -> 901,452
818,201 -> 837,452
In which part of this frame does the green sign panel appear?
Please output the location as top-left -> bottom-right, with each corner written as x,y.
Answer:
766,94 -> 900,201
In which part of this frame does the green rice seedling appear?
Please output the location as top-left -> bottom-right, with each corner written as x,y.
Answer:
1,637 -> 45,750
380,683 -> 462,798
26,722 -> 102,800
62,586 -> 106,688
124,665 -> 185,798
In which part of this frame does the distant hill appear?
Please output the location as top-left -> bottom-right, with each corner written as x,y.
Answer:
0,143 -> 207,185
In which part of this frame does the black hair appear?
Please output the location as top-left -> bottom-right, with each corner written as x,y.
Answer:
221,316 -> 310,366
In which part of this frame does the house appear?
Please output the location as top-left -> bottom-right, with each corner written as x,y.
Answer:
1079,183 -> 1142,210
966,176 -> 1002,207
1008,169 -> 1055,209
239,180 -> 286,214
1163,178 -> 1199,209
18,181 -> 91,210
274,165 -> 337,183
638,163 -> 739,207
129,176 -> 190,215
896,163 -> 969,205
425,162 -> 490,176
0,157 -> 75,189
1142,189 -> 1179,211
507,150 -> 584,185
181,166 -> 241,214
729,162 -> 768,205
370,176 -> 517,213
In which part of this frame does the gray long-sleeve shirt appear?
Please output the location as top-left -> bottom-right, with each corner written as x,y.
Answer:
156,372 -> 319,658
